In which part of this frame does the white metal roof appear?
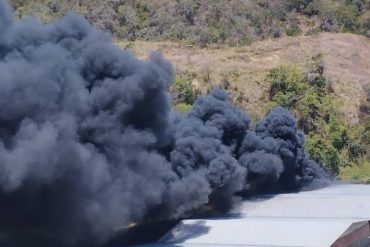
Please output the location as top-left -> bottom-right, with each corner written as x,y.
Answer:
143,184 -> 370,247
236,183 -> 370,220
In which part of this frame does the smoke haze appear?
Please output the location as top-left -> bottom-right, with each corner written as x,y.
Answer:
0,1 -> 328,246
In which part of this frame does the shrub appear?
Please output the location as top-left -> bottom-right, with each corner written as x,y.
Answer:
358,11 -> 370,36
335,4 -> 360,31
171,74 -> 200,105
305,1 -> 322,16
286,26 -> 302,36
267,64 -> 307,106
306,134 -> 342,175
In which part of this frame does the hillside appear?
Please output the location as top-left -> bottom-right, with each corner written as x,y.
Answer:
121,32 -> 370,123
9,0 -> 370,47
7,0 -> 370,180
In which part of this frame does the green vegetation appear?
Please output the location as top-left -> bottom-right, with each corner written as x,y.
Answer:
9,0 -> 370,47
171,73 -> 200,113
265,55 -> 370,179
267,64 -> 307,108
340,159 -> 370,183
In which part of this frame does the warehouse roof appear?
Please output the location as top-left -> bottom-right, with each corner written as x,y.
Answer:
142,184 -> 370,247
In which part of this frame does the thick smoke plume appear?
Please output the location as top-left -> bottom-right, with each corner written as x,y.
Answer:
0,1 -> 328,246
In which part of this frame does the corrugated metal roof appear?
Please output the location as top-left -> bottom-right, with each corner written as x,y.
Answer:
142,184 -> 370,247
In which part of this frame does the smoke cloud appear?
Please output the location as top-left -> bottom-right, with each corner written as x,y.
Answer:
0,1 -> 328,246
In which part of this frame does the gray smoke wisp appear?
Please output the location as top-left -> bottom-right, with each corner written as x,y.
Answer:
0,1 -> 328,245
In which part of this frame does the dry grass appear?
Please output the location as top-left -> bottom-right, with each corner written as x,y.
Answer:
117,33 -> 370,121
340,160 -> 370,184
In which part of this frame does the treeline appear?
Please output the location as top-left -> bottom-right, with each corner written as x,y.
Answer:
10,0 -> 370,47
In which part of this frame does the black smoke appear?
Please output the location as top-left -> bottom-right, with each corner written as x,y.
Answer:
0,1 -> 328,246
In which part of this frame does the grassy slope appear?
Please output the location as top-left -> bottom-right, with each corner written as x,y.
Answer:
340,159 -> 370,184
118,32 -> 370,123
119,33 -> 370,183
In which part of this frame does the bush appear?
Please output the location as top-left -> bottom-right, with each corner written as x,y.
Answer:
267,64 -> 307,107
358,11 -> 370,36
171,74 -> 200,105
286,26 -> 302,36
305,1 -> 322,16
335,4 -> 360,31
305,134 -> 342,175
296,88 -> 324,132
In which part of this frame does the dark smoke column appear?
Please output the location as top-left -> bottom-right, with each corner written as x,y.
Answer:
0,0 -> 183,245
171,89 -> 328,202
